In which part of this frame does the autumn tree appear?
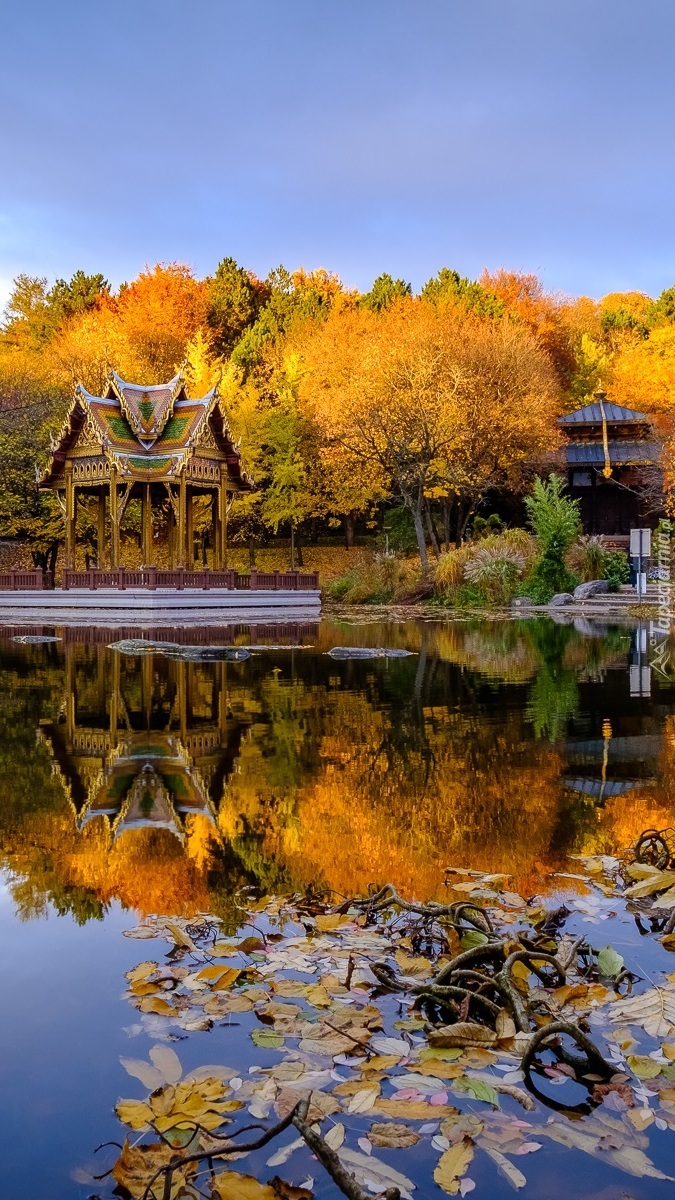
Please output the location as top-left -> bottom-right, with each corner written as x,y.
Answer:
295,300 -> 559,568
206,257 -> 269,357
362,273 -> 411,311
421,267 -> 502,318
480,269 -> 575,388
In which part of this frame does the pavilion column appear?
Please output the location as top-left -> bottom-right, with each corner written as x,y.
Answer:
64,465 -> 76,571
218,475 -> 228,569
97,489 -> 107,568
110,650 -> 119,744
65,644 -> 75,742
141,483 -> 152,565
177,474 -> 186,568
186,485 -> 194,570
178,661 -> 187,744
109,469 -> 120,568
167,503 -> 175,566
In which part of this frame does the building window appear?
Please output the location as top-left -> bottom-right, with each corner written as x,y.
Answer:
572,471 -> 593,487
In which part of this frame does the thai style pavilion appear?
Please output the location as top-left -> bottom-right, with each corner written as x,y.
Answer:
558,387 -> 661,537
39,369 -> 254,570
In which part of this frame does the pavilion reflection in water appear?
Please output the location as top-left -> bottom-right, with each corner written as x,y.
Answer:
42,643 -> 242,844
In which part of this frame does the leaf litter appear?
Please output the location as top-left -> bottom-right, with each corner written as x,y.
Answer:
92,840 -> 675,1198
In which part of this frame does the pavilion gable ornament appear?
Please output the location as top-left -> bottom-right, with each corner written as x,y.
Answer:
106,369 -> 184,447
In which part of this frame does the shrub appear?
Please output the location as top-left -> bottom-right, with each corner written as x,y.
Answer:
464,545 -> 526,606
434,544 -> 473,596
383,507 -> 418,555
453,582 -> 490,608
567,535 -> 608,583
525,474 -> 582,552
327,555 -> 416,604
525,476 -> 582,603
434,530 -> 535,607
524,541 -> 578,604
472,514 -> 505,538
604,549 -> 630,592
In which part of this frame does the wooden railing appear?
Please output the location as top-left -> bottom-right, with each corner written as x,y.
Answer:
0,568 -> 52,590
59,567 -> 320,591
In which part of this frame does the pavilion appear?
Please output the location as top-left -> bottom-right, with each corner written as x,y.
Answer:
38,368 -> 254,571
558,387 -> 661,538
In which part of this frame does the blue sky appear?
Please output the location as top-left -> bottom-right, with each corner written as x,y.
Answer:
2,0 -> 675,304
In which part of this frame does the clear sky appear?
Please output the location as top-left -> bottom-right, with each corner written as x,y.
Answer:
2,0 -> 675,304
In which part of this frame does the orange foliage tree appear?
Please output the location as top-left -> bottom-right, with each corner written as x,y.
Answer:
293,299 -> 560,563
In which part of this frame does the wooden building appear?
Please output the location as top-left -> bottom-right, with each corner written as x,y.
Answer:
39,369 -> 254,570
558,388 -> 661,537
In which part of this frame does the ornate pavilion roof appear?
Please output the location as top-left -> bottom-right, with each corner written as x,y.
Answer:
39,367 -> 254,489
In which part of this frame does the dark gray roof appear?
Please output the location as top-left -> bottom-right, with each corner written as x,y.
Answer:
563,778 -> 648,798
566,441 -> 660,466
559,402 -> 650,426
565,734 -> 662,763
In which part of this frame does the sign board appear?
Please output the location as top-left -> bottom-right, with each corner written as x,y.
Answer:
630,665 -> 651,698
630,528 -> 651,558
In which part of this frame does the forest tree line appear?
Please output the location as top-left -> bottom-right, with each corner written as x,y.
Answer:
1,259 -> 675,568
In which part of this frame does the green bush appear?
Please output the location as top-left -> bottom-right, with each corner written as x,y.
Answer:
383,507 -> 418,555
453,582 -> 490,608
472,514 -> 505,538
327,573 -> 357,601
525,476 -> 582,603
604,550 -> 630,592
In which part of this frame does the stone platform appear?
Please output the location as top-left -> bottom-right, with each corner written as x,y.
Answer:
0,587 -> 321,625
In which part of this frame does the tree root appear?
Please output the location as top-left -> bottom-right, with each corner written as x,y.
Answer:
292,1098 -> 401,1200
141,1095 -> 401,1200
521,1021 -> 614,1079
340,882 -> 494,933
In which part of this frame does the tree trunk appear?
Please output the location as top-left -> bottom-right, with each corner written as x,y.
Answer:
411,501 -> 428,572
296,531 -> 304,567
248,540 -> 257,568
290,525 -> 296,571
344,513 -> 355,549
458,503 -> 474,544
442,498 -> 451,552
310,517 -> 319,544
424,502 -> 441,559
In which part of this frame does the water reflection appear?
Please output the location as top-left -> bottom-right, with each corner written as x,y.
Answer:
1,617 -> 675,921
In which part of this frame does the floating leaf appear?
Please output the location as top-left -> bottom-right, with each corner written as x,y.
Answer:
115,1099 -> 154,1131
626,1055 -> 661,1079
598,946 -> 624,978
213,1171 -> 278,1199
346,1084 -> 380,1113
482,1146 -> 526,1189
434,1138 -> 475,1195
371,1036 -> 411,1058
609,987 -> 675,1038
368,1122 -> 420,1148
149,1044 -> 183,1085
429,1024 -> 497,1050
113,1139 -> 189,1199
119,1057 -> 165,1091
452,1076 -> 499,1107
251,1029 -> 285,1049
324,1123 -> 345,1150
338,1148 -> 415,1198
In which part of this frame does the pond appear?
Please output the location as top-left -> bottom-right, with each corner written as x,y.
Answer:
1,614 -> 675,1200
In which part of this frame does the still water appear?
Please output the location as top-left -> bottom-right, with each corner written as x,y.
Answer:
0,615 -> 674,1199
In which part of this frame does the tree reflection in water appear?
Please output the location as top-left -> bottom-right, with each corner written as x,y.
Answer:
0,617 -> 674,922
